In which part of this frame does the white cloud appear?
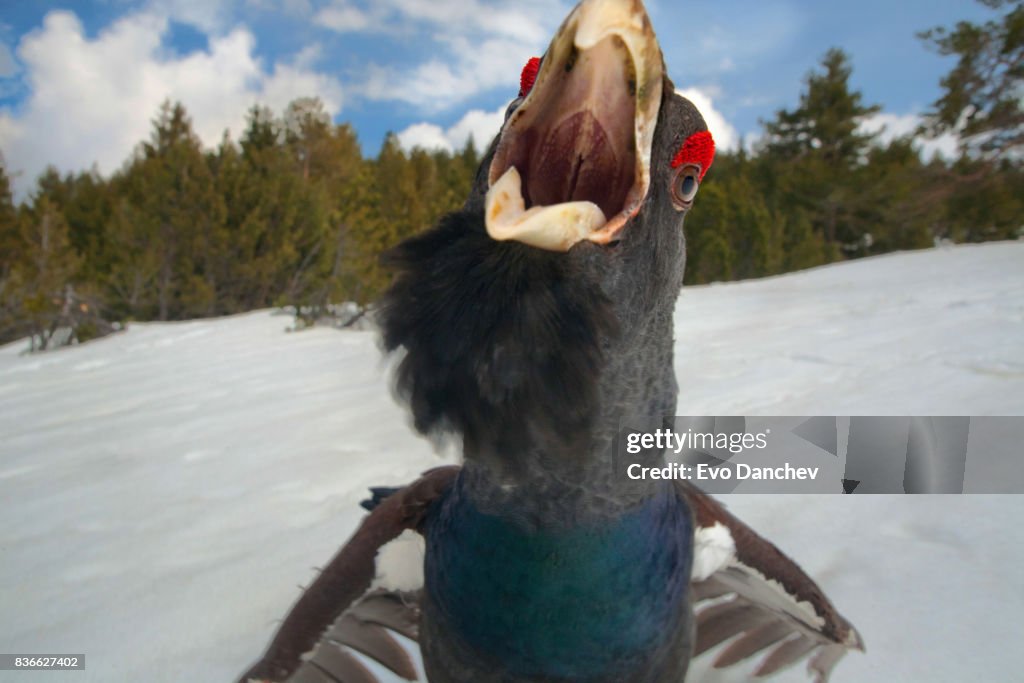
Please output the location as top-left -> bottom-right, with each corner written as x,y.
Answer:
291,43 -> 324,70
0,42 -> 16,78
680,4 -> 804,80
858,112 -> 959,161
145,0 -> 233,34
396,122 -> 453,151
397,104 -> 506,152
675,88 -> 739,152
315,3 -> 376,32
390,0 -> 552,43
316,0 -> 557,43
0,10 -> 344,198
252,0 -> 314,16
318,0 -> 567,110
360,36 -> 537,111
446,107 -> 505,150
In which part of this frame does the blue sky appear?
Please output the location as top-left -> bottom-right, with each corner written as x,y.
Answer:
0,0 -> 1000,197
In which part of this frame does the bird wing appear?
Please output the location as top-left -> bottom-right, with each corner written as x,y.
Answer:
240,468 -> 860,683
677,481 -> 864,682
238,466 -> 459,683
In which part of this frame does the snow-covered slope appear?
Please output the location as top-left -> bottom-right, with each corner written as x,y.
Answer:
1,242 -> 1022,682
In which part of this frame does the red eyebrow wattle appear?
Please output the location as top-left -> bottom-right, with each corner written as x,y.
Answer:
519,57 -> 541,97
671,130 -> 715,181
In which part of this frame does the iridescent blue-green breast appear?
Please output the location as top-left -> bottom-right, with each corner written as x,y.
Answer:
424,480 -> 694,680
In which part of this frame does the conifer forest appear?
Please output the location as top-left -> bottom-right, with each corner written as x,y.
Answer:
1,2 -> 1021,350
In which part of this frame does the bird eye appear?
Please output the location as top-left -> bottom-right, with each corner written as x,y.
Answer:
671,164 -> 701,210
504,97 -> 523,121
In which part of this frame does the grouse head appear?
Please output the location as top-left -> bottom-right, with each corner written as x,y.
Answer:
379,0 -> 715,477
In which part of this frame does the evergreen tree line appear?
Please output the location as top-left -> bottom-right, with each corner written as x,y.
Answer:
683,44 -> 1023,285
685,0 -> 1024,282
1,1 -> 1020,349
0,98 -> 481,348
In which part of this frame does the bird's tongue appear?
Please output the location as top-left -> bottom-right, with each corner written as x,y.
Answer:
486,168 -> 607,252
487,36 -> 635,251
485,0 -> 664,252
530,116 -> 633,218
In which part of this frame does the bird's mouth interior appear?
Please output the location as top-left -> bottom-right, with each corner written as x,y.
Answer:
485,0 -> 664,252
493,38 -> 637,222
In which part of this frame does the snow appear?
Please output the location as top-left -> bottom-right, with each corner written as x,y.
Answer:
691,522 -> 736,582
675,242 -> 1024,415
1,241 -> 1022,682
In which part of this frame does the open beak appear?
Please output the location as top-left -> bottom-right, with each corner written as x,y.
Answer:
485,0 -> 664,252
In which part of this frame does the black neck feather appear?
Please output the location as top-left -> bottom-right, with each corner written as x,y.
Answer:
378,208 -> 618,474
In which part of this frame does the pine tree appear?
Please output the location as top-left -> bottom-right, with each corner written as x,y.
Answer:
103,196 -> 161,319
780,209 -> 830,272
760,49 -> 881,249
0,160 -> 23,343
12,198 -> 83,350
919,0 -> 1024,164
683,178 -> 736,284
107,101 -> 225,320
232,106 -> 303,309
942,157 -> 1024,241
764,48 -> 880,167
279,98 -> 367,319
